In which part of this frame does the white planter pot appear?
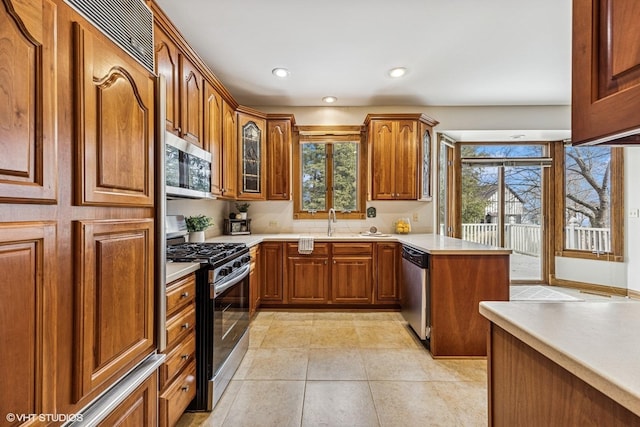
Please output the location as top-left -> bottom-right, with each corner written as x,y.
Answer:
189,231 -> 205,242
238,212 -> 247,219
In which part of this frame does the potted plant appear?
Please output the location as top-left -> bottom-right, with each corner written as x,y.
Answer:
185,214 -> 213,243
235,202 -> 250,219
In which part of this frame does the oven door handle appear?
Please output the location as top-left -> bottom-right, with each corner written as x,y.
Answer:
212,264 -> 250,299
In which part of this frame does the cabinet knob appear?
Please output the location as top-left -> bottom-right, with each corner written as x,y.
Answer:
333,260 -> 336,264
180,292 -> 189,298
181,385 -> 190,392
181,322 -> 190,330
181,354 -> 189,360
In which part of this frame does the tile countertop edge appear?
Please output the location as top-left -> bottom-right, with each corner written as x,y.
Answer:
479,301 -> 640,418
201,233 -> 512,255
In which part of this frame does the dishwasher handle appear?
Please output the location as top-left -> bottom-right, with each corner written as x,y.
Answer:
402,245 -> 429,268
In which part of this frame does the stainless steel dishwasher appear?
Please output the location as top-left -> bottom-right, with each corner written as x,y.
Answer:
400,245 -> 430,342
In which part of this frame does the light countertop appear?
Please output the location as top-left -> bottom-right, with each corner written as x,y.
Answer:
201,233 -> 512,255
480,301 -> 640,417
166,262 -> 201,283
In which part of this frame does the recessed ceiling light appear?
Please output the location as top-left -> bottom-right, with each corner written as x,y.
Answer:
322,96 -> 337,104
388,67 -> 407,78
272,67 -> 290,78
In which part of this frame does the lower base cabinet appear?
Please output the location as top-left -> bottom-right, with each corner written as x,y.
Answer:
160,273 -> 197,427
159,361 -> 197,427
488,325 -> 640,426
96,372 -> 158,427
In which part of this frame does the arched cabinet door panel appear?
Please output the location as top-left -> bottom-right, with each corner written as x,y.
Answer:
0,0 -> 57,203
73,22 -> 154,207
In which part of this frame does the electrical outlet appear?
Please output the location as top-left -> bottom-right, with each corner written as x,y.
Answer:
412,212 -> 419,222
630,209 -> 639,218
268,221 -> 279,227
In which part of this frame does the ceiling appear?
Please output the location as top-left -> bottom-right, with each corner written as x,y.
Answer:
154,0 -> 572,109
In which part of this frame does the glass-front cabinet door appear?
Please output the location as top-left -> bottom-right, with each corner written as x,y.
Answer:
237,111 -> 266,199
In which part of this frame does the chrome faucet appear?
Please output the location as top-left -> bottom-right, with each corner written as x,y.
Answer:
327,208 -> 337,236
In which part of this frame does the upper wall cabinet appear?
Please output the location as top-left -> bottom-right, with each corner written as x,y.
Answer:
220,100 -> 238,199
154,24 -> 204,149
572,0 -> 640,145
237,108 -> 266,200
366,114 -> 438,200
0,0 -> 57,203
267,115 -> 294,200
74,22 -> 155,207
204,80 -> 224,196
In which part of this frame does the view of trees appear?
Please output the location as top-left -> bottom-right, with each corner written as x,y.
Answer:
459,143 -> 611,229
301,142 -> 358,212
565,146 -> 611,228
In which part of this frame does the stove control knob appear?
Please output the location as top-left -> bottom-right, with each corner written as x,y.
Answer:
242,256 -> 250,264
219,267 -> 230,277
233,261 -> 242,268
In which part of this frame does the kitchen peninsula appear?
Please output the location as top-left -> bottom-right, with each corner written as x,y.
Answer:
480,301 -> 640,426
168,233 -> 511,357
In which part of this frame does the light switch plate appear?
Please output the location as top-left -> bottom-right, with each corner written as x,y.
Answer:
630,209 -> 639,218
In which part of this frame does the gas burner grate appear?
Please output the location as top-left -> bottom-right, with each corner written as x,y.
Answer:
166,242 -> 247,264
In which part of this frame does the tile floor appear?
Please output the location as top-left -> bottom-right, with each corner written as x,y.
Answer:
176,311 -> 488,427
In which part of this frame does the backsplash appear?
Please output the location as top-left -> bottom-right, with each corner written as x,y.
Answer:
166,199 -> 434,236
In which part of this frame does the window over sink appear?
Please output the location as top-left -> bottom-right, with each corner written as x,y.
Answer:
293,126 -> 366,219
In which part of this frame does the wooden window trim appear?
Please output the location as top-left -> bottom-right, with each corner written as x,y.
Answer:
292,126 -> 366,220
553,143 -> 624,262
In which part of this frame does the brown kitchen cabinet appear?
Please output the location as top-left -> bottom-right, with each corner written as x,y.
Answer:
96,372 -> 158,427
266,115 -> 295,200
73,218 -> 155,401
237,108 -> 267,200
366,114 -> 438,200
0,222 -> 57,423
249,245 -> 262,316
430,253 -> 510,357
286,243 -> 331,304
180,57 -> 204,148
0,0 -> 57,203
74,21 -> 155,207
154,24 -> 204,149
331,243 -> 373,304
374,242 -> 401,303
220,100 -> 239,199
572,0 -> 640,145
260,242 -> 285,302
204,80 -> 224,196
154,24 -> 180,137
159,361 -> 196,427
159,273 -> 196,426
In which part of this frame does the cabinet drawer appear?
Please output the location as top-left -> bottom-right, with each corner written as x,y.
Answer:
166,303 -> 195,350
159,360 -> 196,427
332,243 -> 373,255
166,274 -> 196,316
160,333 -> 196,390
286,242 -> 330,256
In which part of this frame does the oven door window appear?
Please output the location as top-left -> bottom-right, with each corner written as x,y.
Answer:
213,276 -> 249,373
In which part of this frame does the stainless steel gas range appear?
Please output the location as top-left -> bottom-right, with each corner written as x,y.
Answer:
165,217 -> 251,411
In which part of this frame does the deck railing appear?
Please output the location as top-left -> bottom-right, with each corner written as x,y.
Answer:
458,223 -> 610,256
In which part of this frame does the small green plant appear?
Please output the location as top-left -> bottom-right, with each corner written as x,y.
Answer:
185,215 -> 213,232
235,202 -> 250,212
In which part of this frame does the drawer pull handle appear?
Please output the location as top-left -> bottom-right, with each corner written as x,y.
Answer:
181,323 -> 190,330
180,292 -> 190,298
181,354 -> 189,360
181,385 -> 190,392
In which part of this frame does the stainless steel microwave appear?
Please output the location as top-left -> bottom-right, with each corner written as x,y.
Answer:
165,131 -> 213,199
